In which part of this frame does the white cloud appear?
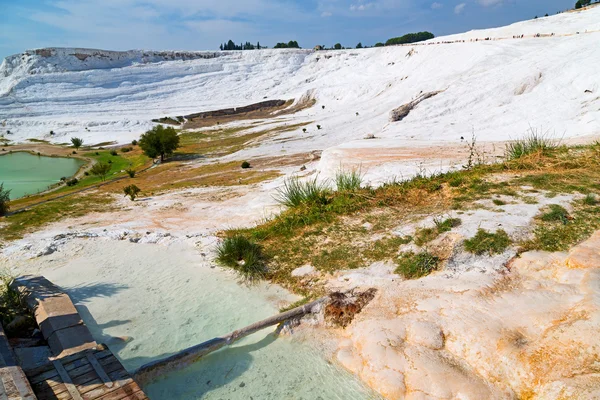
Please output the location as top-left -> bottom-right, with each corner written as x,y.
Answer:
321,11 -> 333,17
431,2 -> 443,9
454,2 -> 466,14
350,2 -> 374,12
478,0 -> 503,6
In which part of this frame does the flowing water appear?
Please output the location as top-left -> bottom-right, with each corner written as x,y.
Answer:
0,152 -> 84,199
29,240 -> 379,400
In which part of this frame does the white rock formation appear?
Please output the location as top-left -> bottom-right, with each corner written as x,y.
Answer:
336,231 -> 600,399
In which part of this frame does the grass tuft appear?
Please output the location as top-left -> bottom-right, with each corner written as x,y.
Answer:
216,235 -> 266,280
505,129 -> 556,160
583,193 -> 598,206
335,169 -> 363,192
395,251 -> 439,279
540,204 -> 570,224
274,176 -> 329,207
464,228 -> 511,255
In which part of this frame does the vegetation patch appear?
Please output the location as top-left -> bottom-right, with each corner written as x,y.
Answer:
0,194 -> 116,242
335,169 -> 363,192
520,197 -> 600,252
0,274 -> 36,337
414,217 -> 461,246
395,251 -> 440,279
504,130 -> 556,161
464,229 -> 511,255
540,204 -> 570,223
274,176 -> 330,208
216,235 -> 267,280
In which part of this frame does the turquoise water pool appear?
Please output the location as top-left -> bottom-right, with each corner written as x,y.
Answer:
0,152 -> 84,199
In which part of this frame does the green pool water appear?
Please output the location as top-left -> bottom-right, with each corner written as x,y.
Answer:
0,152 -> 84,199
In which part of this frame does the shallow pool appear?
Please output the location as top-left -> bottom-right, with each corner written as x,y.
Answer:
29,240 -> 379,400
0,152 -> 84,199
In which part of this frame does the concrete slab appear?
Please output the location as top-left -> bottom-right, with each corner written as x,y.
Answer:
47,325 -> 97,358
0,324 -> 37,400
12,276 -> 97,358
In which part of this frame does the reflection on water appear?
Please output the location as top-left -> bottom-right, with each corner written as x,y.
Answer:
144,331 -> 379,400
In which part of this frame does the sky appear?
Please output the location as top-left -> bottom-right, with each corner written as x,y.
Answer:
0,0 -> 577,59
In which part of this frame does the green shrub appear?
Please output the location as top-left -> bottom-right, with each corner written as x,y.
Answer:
505,130 -> 556,160
274,176 -> 329,207
121,147 -> 133,153
66,178 -> 78,186
216,235 -> 266,280
84,171 -> 89,176
540,204 -> 570,224
90,162 -> 111,181
241,161 -> 251,169
317,125 -> 321,130
110,149 -> 118,156
492,199 -> 506,206
0,275 -> 36,336
464,229 -> 511,255
335,169 -> 362,192
126,169 -> 136,178
395,251 -> 439,279
123,184 -> 141,201
0,183 -> 11,216
131,139 -> 138,146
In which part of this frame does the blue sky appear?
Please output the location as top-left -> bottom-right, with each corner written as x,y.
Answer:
0,0 -> 576,59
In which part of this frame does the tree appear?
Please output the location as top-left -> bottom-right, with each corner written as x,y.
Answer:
385,32 -> 434,46
374,42 -> 384,47
123,184 -> 141,201
90,162 -> 111,181
0,183 -> 10,216
334,43 -> 342,50
138,124 -> 180,162
71,137 -> 83,149
356,42 -> 363,49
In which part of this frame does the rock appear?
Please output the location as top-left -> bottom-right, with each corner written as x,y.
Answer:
406,320 -> 444,350
37,245 -> 56,257
324,288 -> 377,328
565,231 -> 600,269
291,264 -> 316,277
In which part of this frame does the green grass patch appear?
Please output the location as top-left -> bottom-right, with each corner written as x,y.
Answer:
520,200 -> 600,252
540,204 -> 570,224
215,235 -> 267,280
583,193 -> 598,206
414,217 -> 461,246
0,194 -> 115,242
464,229 -> 511,255
395,251 -> 440,279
